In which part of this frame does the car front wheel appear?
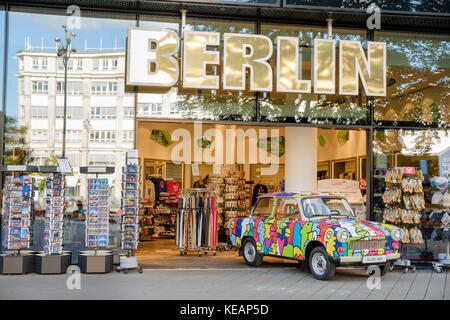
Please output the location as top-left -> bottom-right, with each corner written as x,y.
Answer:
242,239 -> 263,267
309,246 -> 336,280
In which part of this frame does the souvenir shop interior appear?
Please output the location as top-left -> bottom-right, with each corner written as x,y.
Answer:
133,121 -> 368,256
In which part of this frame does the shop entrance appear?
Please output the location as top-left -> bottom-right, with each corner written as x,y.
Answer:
134,121 -> 367,267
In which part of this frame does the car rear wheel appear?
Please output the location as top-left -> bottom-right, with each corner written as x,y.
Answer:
243,238 -> 263,267
309,246 -> 336,280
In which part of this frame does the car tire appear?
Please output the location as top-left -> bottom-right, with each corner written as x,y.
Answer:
242,238 -> 263,267
308,246 -> 336,280
365,263 -> 390,277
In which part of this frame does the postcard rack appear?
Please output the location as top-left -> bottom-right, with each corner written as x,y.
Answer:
117,150 -> 143,274
34,166 -> 71,274
0,165 -> 38,274
176,188 -> 218,257
77,166 -> 114,273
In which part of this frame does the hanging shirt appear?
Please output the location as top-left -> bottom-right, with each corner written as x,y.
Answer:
252,184 -> 268,206
150,178 -> 167,203
145,179 -> 156,204
166,180 -> 181,201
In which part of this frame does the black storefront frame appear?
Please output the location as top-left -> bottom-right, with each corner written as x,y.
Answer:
0,2 -> 447,223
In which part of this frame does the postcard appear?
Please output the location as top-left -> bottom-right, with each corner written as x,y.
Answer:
124,207 -> 137,215
12,176 -> 23,184
97,240 -> 108,247
9,234 -> 21,242
23,176 -> 31,186
8,241 -> 21,250
54,174 -> 62,186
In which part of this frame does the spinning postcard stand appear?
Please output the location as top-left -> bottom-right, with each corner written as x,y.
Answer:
0,166 -> 38,274
77,166 -> 114,274
117,150 -> 143,274
34,166 -> 71,274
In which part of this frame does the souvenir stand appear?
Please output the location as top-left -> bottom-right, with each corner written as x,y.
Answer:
0,165 -> 37,274
176,189 -> 218,257
382,167 -> 424,273
77,166 -> 114,274
34,166 -> 71,274
116,150 -> 143,274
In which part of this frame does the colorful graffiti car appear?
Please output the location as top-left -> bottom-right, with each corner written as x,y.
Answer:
228,192 -> 402,280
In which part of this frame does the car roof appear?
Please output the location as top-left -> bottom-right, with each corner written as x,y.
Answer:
258,192 -> 335,198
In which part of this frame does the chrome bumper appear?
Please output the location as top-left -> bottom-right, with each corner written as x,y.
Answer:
337,253 -> 401,264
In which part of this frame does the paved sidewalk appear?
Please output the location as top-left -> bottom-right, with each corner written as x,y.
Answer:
0,262 -> 448,300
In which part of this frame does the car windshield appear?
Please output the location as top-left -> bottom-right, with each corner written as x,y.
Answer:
301,197 -> 355,218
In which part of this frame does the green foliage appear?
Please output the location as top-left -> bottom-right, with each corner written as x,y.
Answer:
3,116 -> 34,165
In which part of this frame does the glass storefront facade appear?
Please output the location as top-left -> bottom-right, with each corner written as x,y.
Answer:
0,1 -> 448,261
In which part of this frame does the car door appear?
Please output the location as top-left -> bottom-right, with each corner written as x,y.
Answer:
250,197 -> 275,254
274,197 -> 302,258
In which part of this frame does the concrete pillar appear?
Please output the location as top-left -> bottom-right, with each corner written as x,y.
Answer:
285,127 -> 317,192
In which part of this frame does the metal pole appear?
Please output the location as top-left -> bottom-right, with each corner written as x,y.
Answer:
62,54 -> 68,159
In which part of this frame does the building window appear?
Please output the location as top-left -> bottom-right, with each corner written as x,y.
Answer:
138,103 -> 163,116
122,131 -> 133,142
89,130 -> 116,142
57,81 -> 83,95
32,80 -> 48,94
56,106 -> 83,119
169,103 -> 180,115
77,60 -> 83,70
93,59 -> 99,70
91,81 -> 117,95
32,58 -> 39,70
123,107 -> 134,119
41,58 -> 48,70
102,59 -> 109,70
56,130 -> 82,142
67,60 -> 74,70
88,153 -> 115,166
112,59 -> 118,69
57,59 -> 64,70
31,106 -> 48,118
31,130 -> 48,142
90,107 -> 116,119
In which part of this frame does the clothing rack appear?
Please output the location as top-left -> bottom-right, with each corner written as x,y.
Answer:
176,189 -> 217,257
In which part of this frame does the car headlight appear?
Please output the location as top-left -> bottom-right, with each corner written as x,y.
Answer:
336,228 -> 350,243
391,227 -> 402,241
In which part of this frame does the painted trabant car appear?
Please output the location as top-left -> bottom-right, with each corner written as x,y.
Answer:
228,192 -> 402,280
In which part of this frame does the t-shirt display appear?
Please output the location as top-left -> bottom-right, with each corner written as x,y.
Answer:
86,178 -> 110,248
43,173 -> 64,255
150,178 -> 167,204
1,176 -> 33,250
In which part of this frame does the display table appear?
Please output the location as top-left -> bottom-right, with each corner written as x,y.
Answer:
0,251 -> 35,275
34,251 -> 72,274
78,250 -> 113,273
